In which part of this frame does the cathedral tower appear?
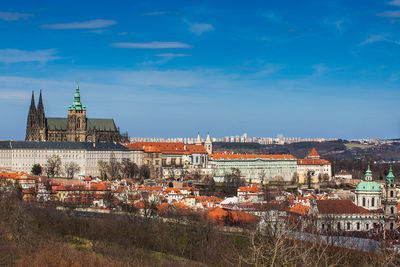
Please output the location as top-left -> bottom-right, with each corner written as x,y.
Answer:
36,90 -> 47,141
67,81 -> 87,142
382,166 -> 398,231
25,91 -> 38,141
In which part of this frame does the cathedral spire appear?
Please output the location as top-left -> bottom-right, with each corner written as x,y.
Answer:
29,91 -> 36,113
37,90 -> 44,113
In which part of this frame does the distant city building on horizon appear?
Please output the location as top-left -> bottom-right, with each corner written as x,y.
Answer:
130,133 -> 339,145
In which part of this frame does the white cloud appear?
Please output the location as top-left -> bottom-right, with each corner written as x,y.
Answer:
41,19 -> 116,29
378,10 -> 400,17
143,11 -> 169,16
111,42 -> 191,49
0,11 -> 33,21
323,18 -> 347,35
140,54 -> 189,66
360,34 -> 400,46
87,29 -> 106,34
0,90 -> 29,101
263,12 -> 282,23
253,64 -> 284,77
155,53 -> 188,57
117,32 -> 135,36
387,0 -> 400,6
312,64 -> 330,76
0,49 -> 60,63
189,23 -> 214,35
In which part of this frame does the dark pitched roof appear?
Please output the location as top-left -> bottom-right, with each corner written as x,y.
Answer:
87,118 -> 117,131
46,118 -> 117,131
46,118 -> 67,130
0,141 -> 129,151
316,200 -> 372,214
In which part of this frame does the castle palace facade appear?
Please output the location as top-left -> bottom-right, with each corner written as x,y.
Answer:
25,82 -> 128,142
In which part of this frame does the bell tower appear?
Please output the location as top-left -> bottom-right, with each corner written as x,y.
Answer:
382,166 -> 398,231
205,132 -> 212,154
67,80 -> 87,142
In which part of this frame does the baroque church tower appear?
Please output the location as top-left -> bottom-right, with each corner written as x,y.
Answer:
382,167 -> 398,231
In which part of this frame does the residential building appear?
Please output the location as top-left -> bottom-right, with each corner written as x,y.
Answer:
237,185 -> 264,203
297,148 -> 332,184
335,170 -> 353,180
123,142 -> 210,179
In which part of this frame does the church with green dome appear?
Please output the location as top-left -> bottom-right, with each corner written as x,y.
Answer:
25,82 -> 128,142
355,166 -> 382,210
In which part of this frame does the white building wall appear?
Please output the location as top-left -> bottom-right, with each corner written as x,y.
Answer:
0,148 -> 137,177
212,158 -> 297,183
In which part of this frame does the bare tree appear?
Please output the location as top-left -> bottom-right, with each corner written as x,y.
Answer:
45,155 -> 62,178
322,173 -> 330,183
306,170 -> 314,189
192,169 -> 201,181
107,153 -> 121,180
64,162 -> 80,178
98,160 -> 108,180
179,167 -> 188,181
223,168 -> 245,197
140,165 -> 151,180
259,169 -> 267,185
121,158 -> 139,179
291,172 -> 298,185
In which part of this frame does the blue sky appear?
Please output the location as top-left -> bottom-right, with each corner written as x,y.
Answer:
1,0 -> 400,140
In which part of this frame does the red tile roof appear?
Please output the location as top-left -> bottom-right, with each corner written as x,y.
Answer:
238,185 -> 262,193
316,200 -> 372,214
308,148 -> 320,157
289,204 -> 310,215
186,144 -> 207,154
122,142 -> 208,154
210,154 -> 296,160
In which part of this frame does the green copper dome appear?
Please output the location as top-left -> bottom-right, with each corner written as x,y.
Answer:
355,181 -> 381,192
386,166 -> 395,184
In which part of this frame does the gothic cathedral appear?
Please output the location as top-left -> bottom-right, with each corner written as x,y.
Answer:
25,82 -> 128,142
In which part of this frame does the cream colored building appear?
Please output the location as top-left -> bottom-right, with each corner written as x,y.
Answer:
0,141 -> 143,177
297,148 -> 331,184
210,153 -> 298,183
